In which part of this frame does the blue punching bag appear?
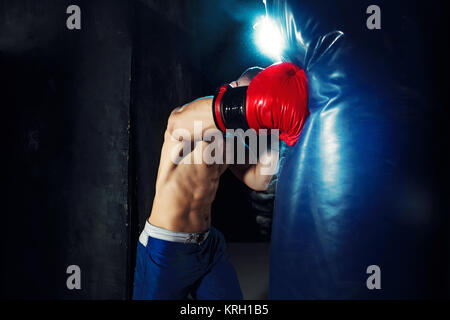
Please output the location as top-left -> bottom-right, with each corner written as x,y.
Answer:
269,1 -> 441,299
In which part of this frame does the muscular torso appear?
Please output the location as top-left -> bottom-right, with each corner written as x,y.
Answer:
148,97 -> 228,233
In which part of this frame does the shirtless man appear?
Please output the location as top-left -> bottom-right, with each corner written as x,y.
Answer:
133,62 -> 309,300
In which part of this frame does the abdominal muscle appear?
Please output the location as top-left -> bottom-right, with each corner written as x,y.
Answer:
148,139 -> 228,233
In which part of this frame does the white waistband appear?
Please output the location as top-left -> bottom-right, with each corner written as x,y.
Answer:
139,221 -> 210,246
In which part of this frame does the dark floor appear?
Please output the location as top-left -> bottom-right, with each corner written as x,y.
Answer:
227,242 -> 271,300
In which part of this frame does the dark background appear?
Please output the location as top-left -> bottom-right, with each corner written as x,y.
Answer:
1,0 -> 448,299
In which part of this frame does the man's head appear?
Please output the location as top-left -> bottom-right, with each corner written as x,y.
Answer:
230,66 -> 265,88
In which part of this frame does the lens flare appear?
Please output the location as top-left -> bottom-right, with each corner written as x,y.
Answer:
253,16 -> 284,60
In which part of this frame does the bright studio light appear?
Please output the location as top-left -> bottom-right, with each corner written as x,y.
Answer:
253,16 -> 284,60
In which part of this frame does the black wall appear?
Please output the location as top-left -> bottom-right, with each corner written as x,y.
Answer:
1,0 -> 132,299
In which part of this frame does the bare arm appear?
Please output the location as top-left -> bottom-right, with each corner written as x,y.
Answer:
230,149 -> 279,191
167,95 -> 280,191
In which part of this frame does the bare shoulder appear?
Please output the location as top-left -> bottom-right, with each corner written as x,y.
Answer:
170,96 -> 213,117
167,96 -> 217,139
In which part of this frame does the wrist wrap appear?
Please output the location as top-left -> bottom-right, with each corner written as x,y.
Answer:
212,84 -> 249,132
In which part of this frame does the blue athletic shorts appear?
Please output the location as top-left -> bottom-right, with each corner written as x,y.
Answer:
132,222 -> 243,300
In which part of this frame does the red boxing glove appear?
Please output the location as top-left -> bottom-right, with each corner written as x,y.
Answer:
213,62 -> 309,146
246,62 -> 309,146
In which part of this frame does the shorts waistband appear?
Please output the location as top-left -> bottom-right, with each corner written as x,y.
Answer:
139,221 -> 210,246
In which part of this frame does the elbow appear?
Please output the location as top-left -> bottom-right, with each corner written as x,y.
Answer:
250,177 -> 271,191
252,184 -> 269,192
244,166 -> 274,191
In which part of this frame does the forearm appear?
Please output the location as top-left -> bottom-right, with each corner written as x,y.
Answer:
230,147 -> 279,191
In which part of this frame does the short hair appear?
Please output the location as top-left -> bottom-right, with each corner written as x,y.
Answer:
239,66 -> 265,82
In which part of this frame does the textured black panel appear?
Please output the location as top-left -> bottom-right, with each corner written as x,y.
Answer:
1,0 -> 132,299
